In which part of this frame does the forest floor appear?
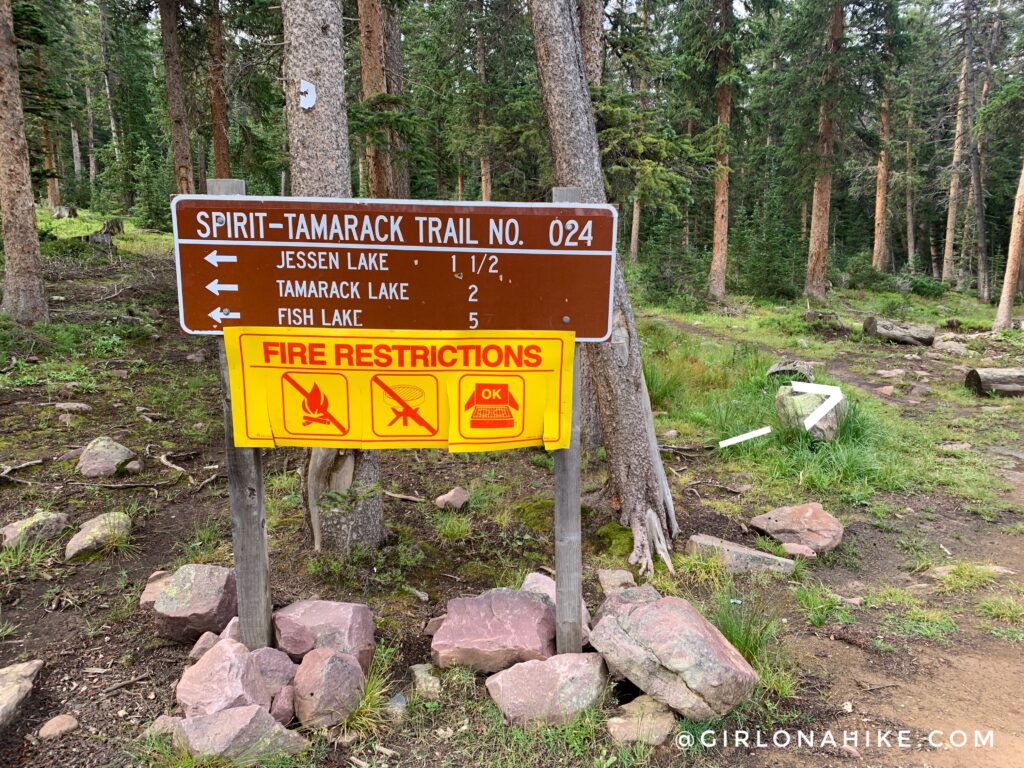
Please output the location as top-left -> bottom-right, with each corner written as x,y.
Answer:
0,213 -> 1022,768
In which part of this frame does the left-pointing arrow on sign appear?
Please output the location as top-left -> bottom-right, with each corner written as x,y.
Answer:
206,279 -> 239,296
204,250 -> 237,267
208,307 -> 241,323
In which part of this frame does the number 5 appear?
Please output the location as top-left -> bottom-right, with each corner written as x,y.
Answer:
469,311 -> 479,329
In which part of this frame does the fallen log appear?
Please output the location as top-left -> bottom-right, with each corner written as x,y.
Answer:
965,368 -> 1024,397
863,316 -> 934,346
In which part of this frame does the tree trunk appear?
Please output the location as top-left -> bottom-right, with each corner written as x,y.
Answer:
958,176 -> 975,291
800,198 -> 808,242
196,136 -> 208,194
871,86 -> 890,271
965,368 -> 1024,397
942,56 -> 968,282
929,225 -> 940,279
805,2 -> 843,302
70,118 -> 82,179
993,160 -> 1023,331
98,0 -> 121,164
578,0 -> 604,87
905,127 -> 915,273
358,0 -> 409,199
0,0 -> 47,324
707,0 -> 731,300
208,0 -> 231,179
962,1 -> 988,302
85,84 -> 97,186
528,0 -> 678,575
283,0 -> 383,555
159,0 -> 194,194
41,119 -> 61,210
474,0 -> 491,202
629,196 -> 641,262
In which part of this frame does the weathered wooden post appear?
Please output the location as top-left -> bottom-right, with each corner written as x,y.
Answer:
207,178 -> 273,649
552,185 -> 583,653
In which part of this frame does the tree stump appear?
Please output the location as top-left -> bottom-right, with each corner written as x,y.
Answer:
965,368 -> 1024,397
863,316 -> 934,346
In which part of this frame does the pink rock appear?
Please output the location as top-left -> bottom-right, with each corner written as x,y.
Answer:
188,632 -> 220,660
175,639 -> 270,718
273,600 -> 374,671
139,571 -> 171,611
434,486 -> 469,509
874,385 -> 895,396
782,542 -> 817,559
178,704 -> 308,760
749,502 -> 844,554
840,744 -> 862,759
431,589 -> 555,672
424,614 -> 447,636
270,685 -> 295,726
596,569 -> 636,596
519,572 -> 591,645
220,617 -> 240,642
293,648 -> 364,728
142,714 -> 184,743
486,653 -> 607,726
590,595 -> 758,719
154,564 -> 237,642
251,647 -> 297,697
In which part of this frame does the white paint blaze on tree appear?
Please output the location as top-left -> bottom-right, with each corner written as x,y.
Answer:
0,0 -> 48,324
282,0 -> 383,555
528,0 -> 678,574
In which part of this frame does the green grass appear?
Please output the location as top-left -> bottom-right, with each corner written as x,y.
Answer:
1003,522 -> 1024,535
885,607 -> 957,641
0,539 -> 59,579
864,586 -> 919,608
266,471 -> 303,533
343,643 -> 398,739
528,451 -> 555,471
753,535 -> 787,558
976,596 -> 1024,624
990,626 -> 1024,643
434,512 -> 472,542
793,582 -> 854,627
934,562 -> 1002,594
0,620 -> 15,639
174,516 -> 229,567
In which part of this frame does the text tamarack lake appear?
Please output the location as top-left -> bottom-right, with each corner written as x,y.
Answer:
171,196 -> 618,340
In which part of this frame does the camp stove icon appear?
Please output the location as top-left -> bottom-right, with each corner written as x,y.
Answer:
464,382 -> 519,428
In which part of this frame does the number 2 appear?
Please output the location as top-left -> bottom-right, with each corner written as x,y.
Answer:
468,284 -> 479,302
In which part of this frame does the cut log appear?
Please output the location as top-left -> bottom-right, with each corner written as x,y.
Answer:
965,368 -> 1024,398
863,316 -> 934,346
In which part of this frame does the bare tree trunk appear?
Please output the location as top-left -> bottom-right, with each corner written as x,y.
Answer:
474,0 -> 491,201
196,136 -> 208,194
578,0 -> 604,87
283,0 -> 383,555
85,84 -> 97,186
957,177 -> 974,291
358,0 -> 409,199
0,0 -> 47,324
929,225 -> 940,279
905,115 -> 915,273
800,198 -> 808,242
707,0 -> 731,300
993,160 -> 1023,330
629,196 -> 641,262
963,0 -> 988,301
42,120 -> 61,210
208,0 -> 231,179
97,0 -> 121,164
529,0 -> 677,575
70,118 -> 82,180
159,0 -> 194,194
805,3 -> 843,302
942,56 -> 968,282
871,87 -> 890,271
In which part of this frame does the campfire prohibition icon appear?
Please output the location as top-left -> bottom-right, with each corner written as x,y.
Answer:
282,373 -> 348,434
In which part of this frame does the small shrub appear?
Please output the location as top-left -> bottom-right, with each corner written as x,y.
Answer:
910,275 -> 947,298
844,254 -> 899,292
343,643 -> 398,738
794,582 -> 854,627
434,512 -> 471,542
935,562 -> 1001,594
977,596 -> 1024,624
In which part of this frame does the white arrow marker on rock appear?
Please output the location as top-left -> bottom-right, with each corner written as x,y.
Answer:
205,279 -> 238,296
208,307 -> 241,323
790,381 -> 844,431
204,250 -> 237,267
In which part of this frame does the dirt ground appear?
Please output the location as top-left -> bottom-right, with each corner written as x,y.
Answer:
1,238 -> 1022,767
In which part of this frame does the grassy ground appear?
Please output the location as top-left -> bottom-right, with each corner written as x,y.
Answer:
1,210 -> 1023,767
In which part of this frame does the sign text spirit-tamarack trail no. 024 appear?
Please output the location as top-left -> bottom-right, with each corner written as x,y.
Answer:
171,196 -> 618,341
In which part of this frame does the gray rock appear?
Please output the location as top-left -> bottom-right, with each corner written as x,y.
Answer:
176,639 -> 270,718
435,486 -> 470,509
154,564 -> 237,642
596,569 -> 637,596
75,436 -> 136,478
0,660 -> 44,732
776,385 -> 848,441
142,714 -> 185,743
750,502 -> 844,554
410,663 -> 442,700
293,648 -> 364,728
2,511 -> 68,549
684,534 -> 795,575
139,570 -> 171,610
178,705 -> 308,761
54,402 -> 92,413
606,695 -> 677,746
64,511 -> 131,560
594,585 -> 661,624
766,360 -> 815,383
485,653 -> 607,726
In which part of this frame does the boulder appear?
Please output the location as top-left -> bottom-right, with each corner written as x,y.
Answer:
270,685 -> 295,726
519,571 -> 592,645
594,585 -> 661,624
38,713 -> 79,740
273,600 -> 374,672
775,385 -> 847,441
431,589 -> 555,672
0,660 -> 44,731
139,570 -> 171,610
75,436 -> 136,478
485,653 -> 607,726
219,616 -> 241,642
64,511 -> 131,560
154,564 -> 237,641
684,534 -> 795,575
175,639 -> 270,718
54,402 -> 92,413
410,663 -> 442,700
250,647 -> 297,698
750,502 -> 844,554
435,486 -> 470,509
293,648 -> 364,728
589,595 -> 757,719
178,705 -> 308,761
2,511 -> 68,549
596,569 -> 636,596
188,632 -> 220,660
606,695 -> 677,746
142,714 -> 185,743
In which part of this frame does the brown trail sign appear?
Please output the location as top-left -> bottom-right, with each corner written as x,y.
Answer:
172,196 -> 617,340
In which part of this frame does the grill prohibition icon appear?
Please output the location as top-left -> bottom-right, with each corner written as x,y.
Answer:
370,375 -> 438,435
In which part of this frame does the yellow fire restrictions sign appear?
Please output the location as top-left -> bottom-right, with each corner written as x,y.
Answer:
223,328 -> 575,452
